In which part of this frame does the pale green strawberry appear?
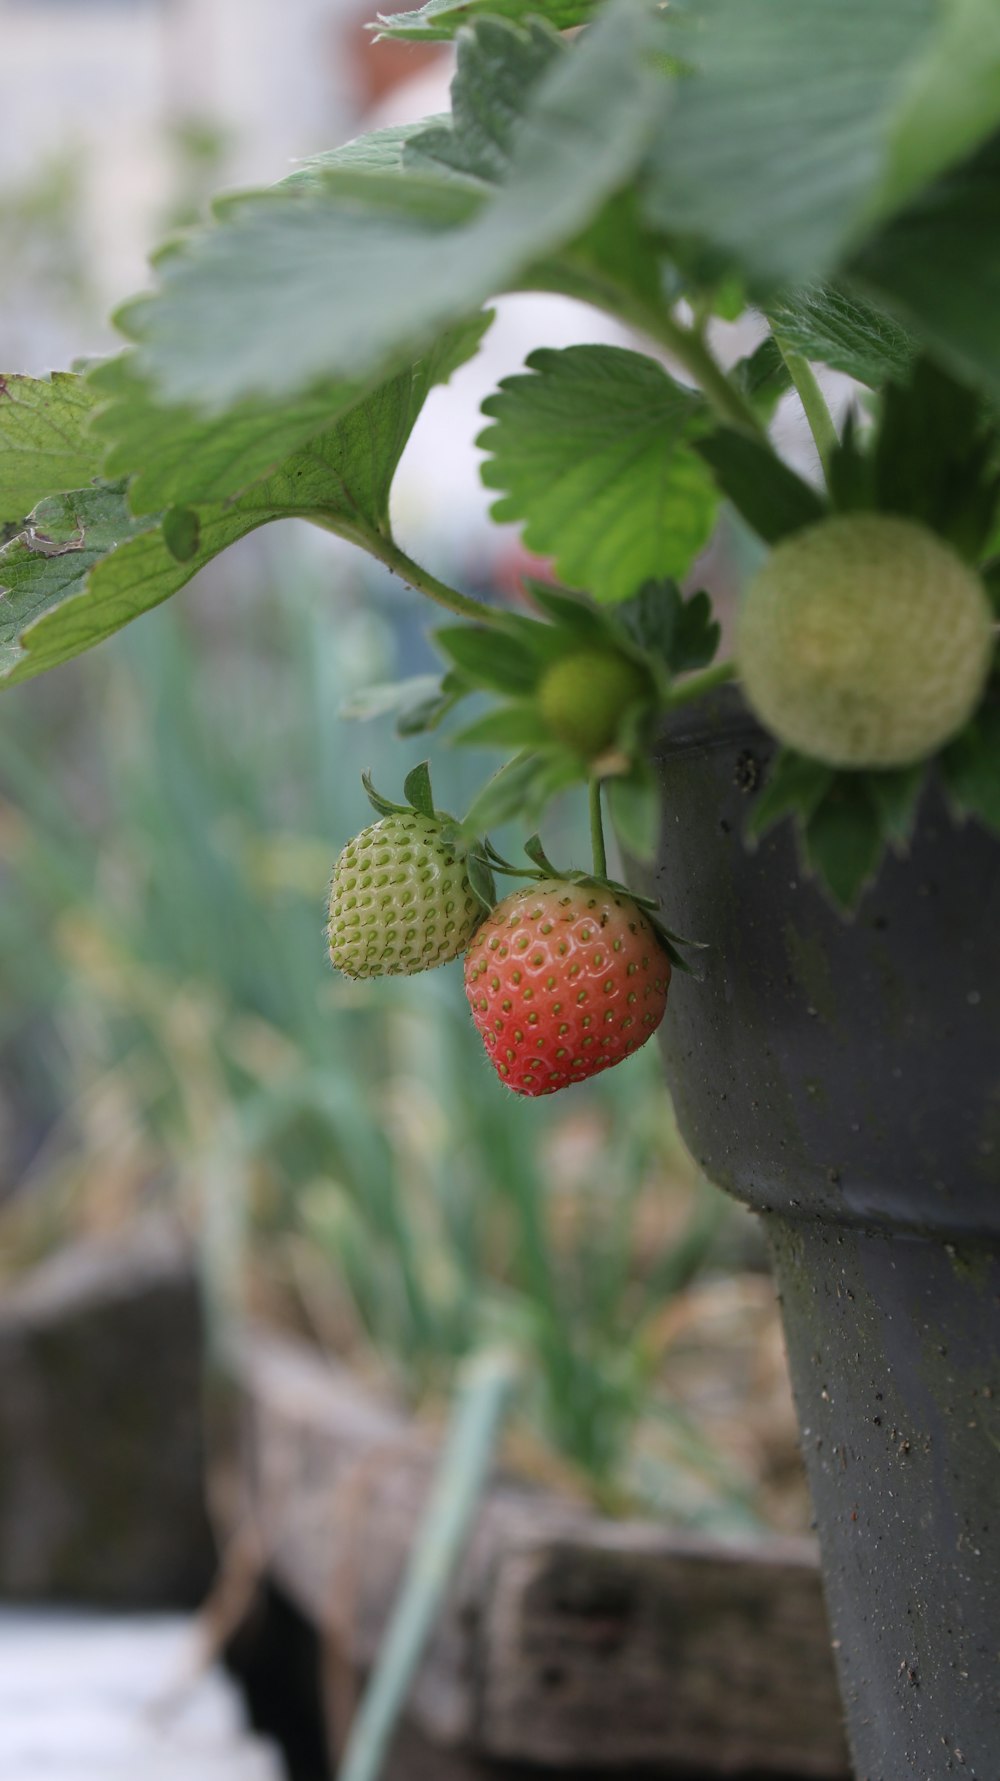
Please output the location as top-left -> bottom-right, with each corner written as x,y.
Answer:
327,810 -> 485,979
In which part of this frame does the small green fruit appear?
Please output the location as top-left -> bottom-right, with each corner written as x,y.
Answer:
738,515 -> 995,767
328,811 -> 483,979
538,649 -> 648,759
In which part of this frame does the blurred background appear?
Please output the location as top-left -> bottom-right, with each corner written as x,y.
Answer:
0,6 -> 821,1779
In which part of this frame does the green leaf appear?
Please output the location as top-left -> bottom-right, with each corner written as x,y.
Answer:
375,0 -> 595,42
763,285 -> 917,387
0,484 -> 262,686
2,337 -> 498,684
280,121 -> 448,185
478,346 -> 718,604
0,373 -> 103,526
873,357 -> 1000,558
402,761 -> 435,817
607,758 -> 659,861
539,185 -> 670,320
803,777 -> 884,912
92,312 -> 491,515
692,428 -> 827,545
405,18 -> 560,183
435,624 -> 538,695
0,484 -> 152,677
746,749 -> 835,840
880,0 -> 1000,215
849,132 -> 1000,403
122,2 -> 666,411
941,692 -> 1000,830
644,0 -> 943,289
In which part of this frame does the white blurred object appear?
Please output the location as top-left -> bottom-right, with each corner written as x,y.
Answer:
0,1611 -> 284,1780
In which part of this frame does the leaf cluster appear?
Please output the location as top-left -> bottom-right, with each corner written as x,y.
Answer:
3,0 -> 1000,915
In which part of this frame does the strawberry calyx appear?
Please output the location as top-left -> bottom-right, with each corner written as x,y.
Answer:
479,834 -> 700,974
362,763 -> 497,910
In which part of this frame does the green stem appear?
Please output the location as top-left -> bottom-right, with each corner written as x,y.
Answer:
649,309 -> 766,437
370,537 -> 506,627
589,777 -> 608,879
662,659 -> 738,713
773,334 -> 839,478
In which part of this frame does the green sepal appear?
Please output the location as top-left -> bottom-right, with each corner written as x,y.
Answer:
522,833 -> 562,877
403,760 -> 436,819
746,749 -> 836,840
941,688 -> 1000,831
692,428 -> 828,545
491,611 -> 575,670
465,847 -> 498,911
435,624 -> 538,695
521,580 -> 610,642
451,702 -> 553,751
400,670 -> 472,736
361,770 -> 414,819
802,778 -> 885,914
607,758 -> 660,862
479,832 -> 701,973
866,762 -> 926,850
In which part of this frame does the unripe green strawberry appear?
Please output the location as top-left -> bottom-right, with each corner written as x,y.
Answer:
538,649 -> 648,759
464,880 -> 670,1096
738,514 -> 994,768
328,811 -> 484,979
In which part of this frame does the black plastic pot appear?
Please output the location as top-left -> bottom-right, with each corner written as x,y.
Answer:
647,688 -> 1000,1781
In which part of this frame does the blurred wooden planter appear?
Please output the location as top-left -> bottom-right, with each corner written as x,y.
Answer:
238,1333 -> 851,1780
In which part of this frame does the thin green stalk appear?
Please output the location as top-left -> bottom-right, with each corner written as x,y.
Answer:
773,334 -> 839,478
589,777 -> 607,879
662,659 -> 738,713
648,309 -> 766,438
337,1349 -> 520,1781
370,537 -> 506,627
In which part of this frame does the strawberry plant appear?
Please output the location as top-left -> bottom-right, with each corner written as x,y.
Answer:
2,0 -> 1000,1080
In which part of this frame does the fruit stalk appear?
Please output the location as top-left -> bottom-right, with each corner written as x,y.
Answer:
589,777 -> 607,880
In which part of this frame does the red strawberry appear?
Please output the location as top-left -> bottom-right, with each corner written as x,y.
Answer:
464,880 -> 670,1096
